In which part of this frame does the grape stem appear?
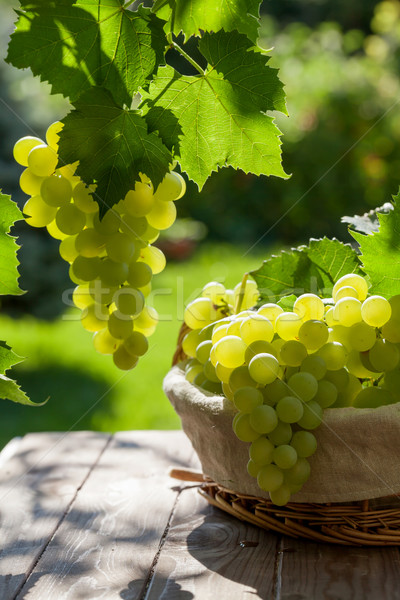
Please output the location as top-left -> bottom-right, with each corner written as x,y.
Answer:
235,273 -> 249,314
170,41 -> 205,75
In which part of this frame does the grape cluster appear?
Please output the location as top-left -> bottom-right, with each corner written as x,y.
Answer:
14,122 -> 186,370
182,273 -> 399,505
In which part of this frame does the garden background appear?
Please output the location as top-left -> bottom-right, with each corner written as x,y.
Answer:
1,0 -> 399,448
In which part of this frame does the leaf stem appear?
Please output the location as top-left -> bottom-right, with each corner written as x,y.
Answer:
235,273 -> 249,314
171,41 -> 205,75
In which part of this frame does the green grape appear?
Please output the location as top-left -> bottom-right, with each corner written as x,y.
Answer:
212,323 -> 231,345
335,285 -> 359,301
99,259 -> 128,286
233,413 -> 260,442
248,353 -> 280,385
346,349 -> 377,379
257,464 -> 284,492
298,319 -> 329,351
105,232 -> 135,263
257,303 -> 283,328
247,459 -> 261,478
88,280 -> 117,305
126,261 -> 152,288
146,198 -> 177,230
233,279 -> 259,310
328,324 -> 350,348
226,318 -> 245,336
382,317 -> 400,343
300,355 -> 327,380
201,282 -> 226,303
75,228 -> 105,257
275,312 -> 303,341
346,321 -> 376,352
203,359 -> 220,383
122,331 -> 149,357
264,380 -> 291,406
133,306 -> 158,337
114,286 -> 144,317
81,304 -> 108,332
333,297 -> 362,326
47,219 -> 68,240
332,274 -> 368,302
222,382 -> 234,401
317,342 -> 348,370
13,135 -> 43,166
284,457 -> 311,486
297,400 -> 323,430
93,210 -> 120,235
201,378 -> 222,394
46,121 -> 63,149
313,379 -> 338,408
276,396 -> 304,423
56,204 -> 86,235
268,420 -> 292,445
352,386 -> 395,408
249,404 -> 278,434
324,368 -> 349,392
93,329 -> 120,355
193,372 -> 207,387
72,285 -> 92,309
154,171 -> 186,201
182,329 -> 206,358
23,195 -> 57,227
361,295 -> 392,327
369,339 -> 400,372
27,144 -> 58,177
290,431 -> 317,458
249,436 -> 275,465
333,373 -> 362,407
228,365 -> 257,392
214,335 -> 246,369
245,340 -> 277,364
233,386 -> 263,412
119,214 -> 148,238
293,293 -> 324,321
124,182 -> 154,217
41,174 -> 72,207
59,235 -> 79,263
57,161 -> 79,181
279,340 -> 308,367
72,181 -> 98,213
383,369 -> 400,400
138,245 -> 166,274
71,256 -> 101,281
272,444 -> 297,469
239,315 -> 274,345
185,362 -> 204,383
214,362 -> 232,384
108,310 -> 134,339
196,340 -> 213,364
20,168 -> 45,196
287,372 -> 318,402
184,298 -> 217,330
269,484 -> 292,506
113,345 -> 139,370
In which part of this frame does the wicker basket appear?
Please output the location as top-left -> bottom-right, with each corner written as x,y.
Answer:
164,326 -> 400,546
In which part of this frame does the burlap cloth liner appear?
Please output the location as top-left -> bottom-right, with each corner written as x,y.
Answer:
164,365 -> 400,504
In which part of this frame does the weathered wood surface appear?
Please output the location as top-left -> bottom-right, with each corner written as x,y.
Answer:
1,430 -> 400,600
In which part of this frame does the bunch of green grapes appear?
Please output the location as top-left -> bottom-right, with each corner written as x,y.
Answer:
14,122 -> 186,370
181,272 -> 400,505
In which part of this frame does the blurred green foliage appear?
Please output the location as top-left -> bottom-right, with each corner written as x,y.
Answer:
178,1 -> 400,245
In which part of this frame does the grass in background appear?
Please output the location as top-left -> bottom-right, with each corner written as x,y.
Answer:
0,243 -> 269,449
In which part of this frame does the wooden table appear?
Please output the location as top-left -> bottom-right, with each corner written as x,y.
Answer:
1,430 -> 400,600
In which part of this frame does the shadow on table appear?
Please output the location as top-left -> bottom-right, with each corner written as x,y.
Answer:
120,577 -> 194,599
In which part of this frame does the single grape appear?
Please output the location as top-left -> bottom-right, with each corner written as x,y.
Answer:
369,339 -> 399,372
228,365 -> 257,393
28,144 -> 58,177
46,121 -> 63,149
313,379 -> 338,408
361,295 -> 392,328
290,431 -> 317,458
239,314 -> 274,345
383,369 -> 400,400
287,371 -> 318,402
297,400 -> 323,430
264,379 -> 291,405
185,362 -> 204,383
81,303 -> 108,332
233,386 -> 263,413
13,136 -> 43,166
20,168 -> 45,196
250,436 -> 275,465
269,484 -> 292,506
114,286 -> 144,317
247,459 -> 261,478
184,298 -> 217,330
284,457 -> 311,486
41,174 -> 72,207
332,274 -> 368,302
203,359 -> 220,383
249,404 -> 278,434
272,444 -> 297,469
59,235 -> 79,263
23,195 -> 56,227
71,256 -> 101,281
346,321 -> 376,352
108,310 -> 134,339
346,349 -> 377,379
268,420 -> 292,445
279,340 -> 308,367
215,362 -> 233,384
138,245 -> 166,275
124,182 -> 154,217
201,282 -> 226,304
154,171 -> 186,201
214,335 -> 246,369
300,355 -> 327,380
99,259 -> 129,287
352,386 -> 395,408
275,312 -> 303,341
245,340 -> 278,364
182,328 -> 207,358
333,297 -> 362,327
75,228 -> 105,257
324,368 -> 349,392
257,464 -> 284,492
276,396 -> 304,423
382,317 -> 400,343
113,345 -> 139,370
335,285 -> 359,301
298,319 -> 329,351
72,285 -> 92,309
293,293 -> 325,321
93,329 -> 120,355
317,342 -> 348,370
56,204 -> 86,235
127,261 -> 152,288
257,303 -> 284,327
133,306 -> 158,336
123,331 -> 149,357
196,340 -> 213,364
233,413 -> 260,442
212,323 -> 231,345
248,353 -> 280,385
146,198 -> 177,230
106,232 -> 135,263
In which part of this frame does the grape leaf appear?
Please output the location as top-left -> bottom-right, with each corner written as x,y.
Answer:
251,237 -> 362,302
350,193 -> 400,298
276,294 -> 296,311
142,30 -> 287,189
58,87 -> 172,215
153,0 -> 262,43
0,374 -> 42,406
7,2 -> 167,106
342,203 -> 394,235
0,192 -> 24,297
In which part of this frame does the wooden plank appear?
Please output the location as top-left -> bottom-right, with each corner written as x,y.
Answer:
277,535 -> 400,600
0,431 -> 111,600
145,485 -> 280,600
15,430 -> 198,600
